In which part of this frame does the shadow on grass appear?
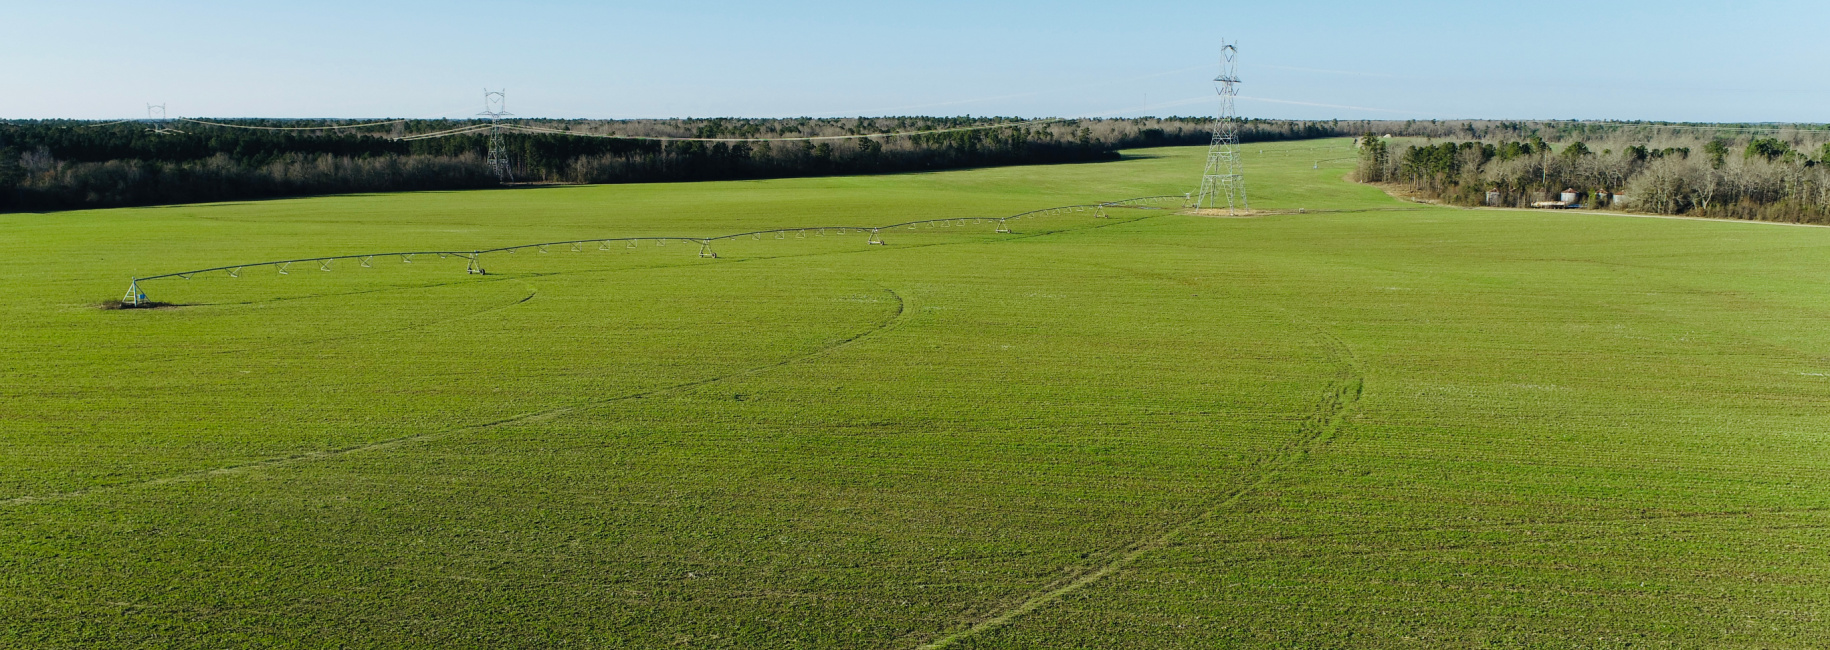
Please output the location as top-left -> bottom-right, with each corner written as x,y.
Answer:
99,300 -> 187,310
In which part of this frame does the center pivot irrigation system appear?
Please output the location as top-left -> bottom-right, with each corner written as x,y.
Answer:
119,196 -> 1181,306
118,44 -> 1249,306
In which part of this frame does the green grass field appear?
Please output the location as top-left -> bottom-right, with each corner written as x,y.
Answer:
5,139 -> 1830,648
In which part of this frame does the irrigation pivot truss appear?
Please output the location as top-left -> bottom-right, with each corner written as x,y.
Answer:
120,196 -> 1182,306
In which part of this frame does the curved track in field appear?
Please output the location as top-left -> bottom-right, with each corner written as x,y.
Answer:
913,317 -> 1366,649
2,286 -> 914,508
21,203 -> 1164,508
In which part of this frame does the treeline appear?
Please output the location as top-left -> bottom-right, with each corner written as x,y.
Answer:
0,116 -> 1348,212
1356,129 -> 1830,224
7,153 -> 497,212
546,118 -> 1334,183
11,116 -> 1826,213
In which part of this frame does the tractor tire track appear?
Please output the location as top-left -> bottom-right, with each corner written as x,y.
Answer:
192,279 -> 541,360
1211,509 -> 1830,570
1,286 -> 912,509
915,323 -> 1364,649
1213,505 -> 1830,550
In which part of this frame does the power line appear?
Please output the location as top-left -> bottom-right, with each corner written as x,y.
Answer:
176,117 -> 410,131
162,112 -> 1078,144
395,123 -> 496,141
499,117 -> 1074,143
1541,120 -> 1830,135
155,115 -> 1830,139
76,119 -> 140,127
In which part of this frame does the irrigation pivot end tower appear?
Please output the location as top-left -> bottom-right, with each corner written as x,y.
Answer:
1194,41 -> 1247,215
480,89 -> 513,181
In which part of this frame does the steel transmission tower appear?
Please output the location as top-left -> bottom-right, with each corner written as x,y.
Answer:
479,89 -> 513,180
1194,42 -> 1247,214
146,104 -> 171,135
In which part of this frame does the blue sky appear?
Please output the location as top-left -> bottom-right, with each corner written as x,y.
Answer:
6,0 -> 1826,122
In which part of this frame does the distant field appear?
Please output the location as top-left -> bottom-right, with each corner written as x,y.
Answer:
4,139 -> 1829,648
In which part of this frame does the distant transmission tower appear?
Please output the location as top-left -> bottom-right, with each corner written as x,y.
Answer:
479,89 -> 513,181
1194,42 -> 1247,214
146,103 -> 172,135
